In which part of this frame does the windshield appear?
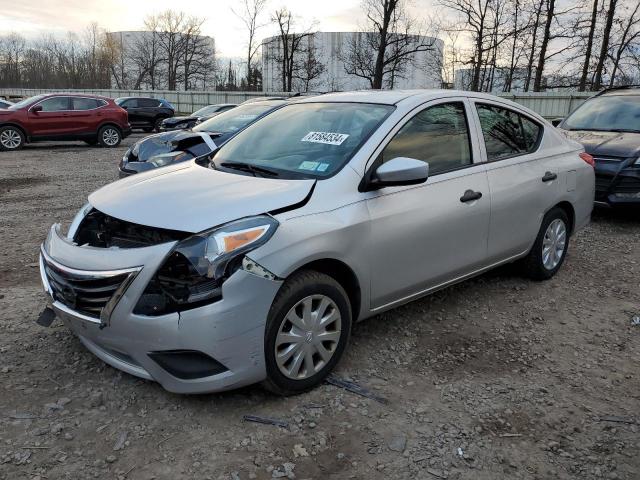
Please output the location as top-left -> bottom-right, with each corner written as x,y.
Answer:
8,95 -> 47,110
563,95 -> 640,132
193,103 -> 277,134
213,102 -> 394,179
192,105 -> 221,117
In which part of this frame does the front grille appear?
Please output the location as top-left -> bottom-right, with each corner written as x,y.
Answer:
43,258 -> 129,319
595,174 -> 614,197
614,177 -> 640,193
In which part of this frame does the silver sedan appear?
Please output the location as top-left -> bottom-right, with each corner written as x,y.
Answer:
38,90 -> 595,394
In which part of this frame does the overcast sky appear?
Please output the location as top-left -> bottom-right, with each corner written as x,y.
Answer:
0,0 -> 400,58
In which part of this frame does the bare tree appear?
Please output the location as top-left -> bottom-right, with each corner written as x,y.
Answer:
608,1 -> 640,86
232,0 -> 267,90
593,0 -> 619,90
271,8 -> 315,92
294,37 -> 326,91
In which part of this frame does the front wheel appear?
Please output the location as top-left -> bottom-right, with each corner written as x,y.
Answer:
263,270 -> 352,396
0,126 -> 25,151
521,207 -> 570,280
153,118 -> 163,132
98,125 -> 122,148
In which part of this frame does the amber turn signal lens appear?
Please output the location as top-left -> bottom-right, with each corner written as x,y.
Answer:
222,228 -> 266,252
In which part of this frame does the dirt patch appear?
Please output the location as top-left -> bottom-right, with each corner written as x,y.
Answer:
0,176 -> 47,194
0,139 -> 639,479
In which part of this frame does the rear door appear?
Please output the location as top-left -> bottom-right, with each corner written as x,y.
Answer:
68,97 -> 105,134
470,100 -> 558,262
28,96 -> 74,137
366,99 -> 491,309
137,98 -> 162,125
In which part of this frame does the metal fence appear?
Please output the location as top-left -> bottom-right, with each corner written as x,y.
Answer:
0,88 -> 593,118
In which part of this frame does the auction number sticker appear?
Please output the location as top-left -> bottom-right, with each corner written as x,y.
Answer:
301,131 -> 349,145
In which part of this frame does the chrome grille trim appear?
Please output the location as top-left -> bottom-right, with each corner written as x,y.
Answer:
40,246 -> 142,327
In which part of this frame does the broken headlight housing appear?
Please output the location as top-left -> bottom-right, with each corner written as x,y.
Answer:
134,215 -> 278,316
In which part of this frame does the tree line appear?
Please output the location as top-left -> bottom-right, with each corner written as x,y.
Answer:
1,1 -> 638,93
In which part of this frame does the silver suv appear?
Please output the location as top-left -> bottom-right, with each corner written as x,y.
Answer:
38,90 -> 595,395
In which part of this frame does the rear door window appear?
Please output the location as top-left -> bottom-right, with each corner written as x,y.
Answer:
139,98 -> 160,108
39,97 -> 71,111
475,103 -> 542,161
72,98 -> 102,110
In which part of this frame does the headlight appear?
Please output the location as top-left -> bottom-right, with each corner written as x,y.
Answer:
134,215 -> 278,315
149,151 -> 192,168
634,157 -> 640,165
67,203 -> 92,240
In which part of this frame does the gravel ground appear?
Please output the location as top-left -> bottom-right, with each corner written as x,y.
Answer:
0,137 -> 639,480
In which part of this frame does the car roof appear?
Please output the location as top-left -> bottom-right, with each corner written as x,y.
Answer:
36,93 -> 112,101
294,89 -> 510,105
597,88 -> 640,97
115,96 -> 168,101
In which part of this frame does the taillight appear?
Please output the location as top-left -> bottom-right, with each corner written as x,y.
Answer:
579,152 -> 595,167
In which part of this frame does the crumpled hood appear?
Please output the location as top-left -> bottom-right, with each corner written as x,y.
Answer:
133,130 -> 204,161
561,129 -> 640,158
89,162 -> 315,233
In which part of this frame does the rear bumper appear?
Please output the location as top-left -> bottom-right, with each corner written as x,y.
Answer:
38,224 -> 283,394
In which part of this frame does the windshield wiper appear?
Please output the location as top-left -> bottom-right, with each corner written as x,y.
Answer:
220,161 -> 280,177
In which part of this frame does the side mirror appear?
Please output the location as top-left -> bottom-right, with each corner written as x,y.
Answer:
363,157 -> 429,191
551,118 -> 564,127
31,105 -> 42,113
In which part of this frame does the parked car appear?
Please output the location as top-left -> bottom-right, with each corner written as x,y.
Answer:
556,86 -> 640,207
160,104 -> 237,131
115,97 -> 174,133
119,99 -> 287,177
0,99 -> 13,109
38,90 -> 594,395
0,94 -> 130,151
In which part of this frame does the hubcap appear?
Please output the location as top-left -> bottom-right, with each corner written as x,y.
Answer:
542,218 -> 567,270
0,129 -> 21,149
102,128 -> 119,146
275,295 -> 342,380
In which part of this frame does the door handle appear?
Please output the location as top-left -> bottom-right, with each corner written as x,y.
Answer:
460,190 -> 483,203
542,171 -> 557,182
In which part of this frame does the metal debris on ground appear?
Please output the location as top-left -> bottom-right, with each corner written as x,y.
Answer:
631,315 -> 640,326
243,414 -> 289,429
325,374 -> 389,404
597,415 -> 636,424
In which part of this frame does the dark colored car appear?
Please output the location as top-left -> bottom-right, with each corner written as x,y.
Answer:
557,86 -> 640,207
160,104 -> 237,131
0,94 -> 131,151
0,99 -> 13,109
115,97 -> 175,133
119,99 -> 286,177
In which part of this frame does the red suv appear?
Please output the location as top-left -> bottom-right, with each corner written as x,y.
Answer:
0,94 -> 131,151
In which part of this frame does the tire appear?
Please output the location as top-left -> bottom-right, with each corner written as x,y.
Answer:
0,126 -> 25,151
263,270 -> 352,396
521,207 -> 570,280
97,125 -> 122,148
143,127 -> 154,133
153,118 -> 163,133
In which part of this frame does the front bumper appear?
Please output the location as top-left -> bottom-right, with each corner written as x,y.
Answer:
39,225 -> 282,394
594,162 -> 640,206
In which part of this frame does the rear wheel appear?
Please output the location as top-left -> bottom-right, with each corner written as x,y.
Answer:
263,270 -> 352,396
0,126 -> 25,151
153,118 -> 163,132
98,125 -> 121,148
521,207 -> 570,280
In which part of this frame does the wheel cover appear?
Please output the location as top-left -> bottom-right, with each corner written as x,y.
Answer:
275,294 -> 342,380
102,128 -> 119,146
542,218 -> 567,270
0,129 -> 21,149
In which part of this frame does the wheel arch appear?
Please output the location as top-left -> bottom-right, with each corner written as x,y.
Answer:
97,121 -> 123,134
289,258 -> 362,322
0,122 -> 28,140
551,200 -> 575,235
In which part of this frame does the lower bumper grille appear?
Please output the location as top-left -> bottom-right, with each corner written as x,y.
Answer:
41,250 -> 141,322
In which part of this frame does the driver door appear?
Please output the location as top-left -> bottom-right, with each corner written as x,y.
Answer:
365,99 -> 491,309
